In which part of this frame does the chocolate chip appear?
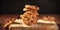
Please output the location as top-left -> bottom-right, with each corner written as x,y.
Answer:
27,18 -> 29,20
24,16 -> 28,18
32,16 -> 34,18
27,13 -> 29,14
31,20 -> 34,22
27,23 -> 30,26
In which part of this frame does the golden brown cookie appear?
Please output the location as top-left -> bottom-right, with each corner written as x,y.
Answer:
22,11 -> 39,26
23,5 -> 39,11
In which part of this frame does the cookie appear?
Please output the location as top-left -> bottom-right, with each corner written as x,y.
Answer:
22,11 -> 39,26
23,5 -> 39,11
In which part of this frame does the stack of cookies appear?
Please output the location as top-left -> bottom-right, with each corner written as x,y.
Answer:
21,5 -> 39,26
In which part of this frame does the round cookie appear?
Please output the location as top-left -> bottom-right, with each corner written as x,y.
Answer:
22,11 -> 39,26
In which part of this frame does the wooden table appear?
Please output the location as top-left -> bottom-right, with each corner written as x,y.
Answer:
9,19 -> 59,30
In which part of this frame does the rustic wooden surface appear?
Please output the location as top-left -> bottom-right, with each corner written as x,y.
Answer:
0,14 -> 60,30
9,23 -> 58,30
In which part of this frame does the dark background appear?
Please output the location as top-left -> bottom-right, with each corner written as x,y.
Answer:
0,0 -> 60,14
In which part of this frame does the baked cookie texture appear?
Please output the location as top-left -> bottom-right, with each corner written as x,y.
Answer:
21,5 -> 39,26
